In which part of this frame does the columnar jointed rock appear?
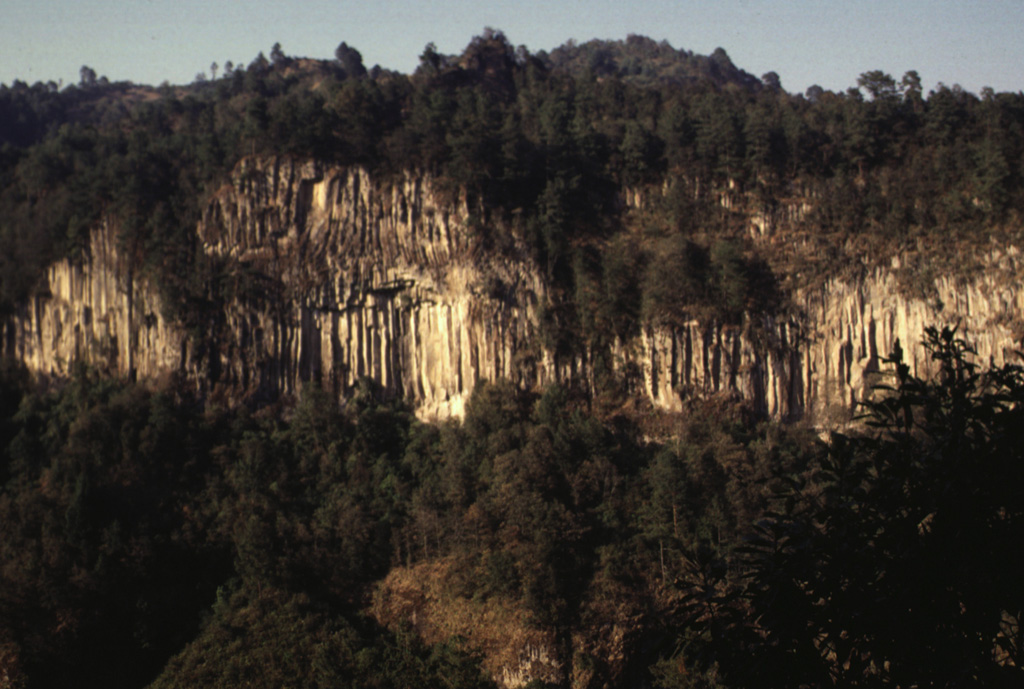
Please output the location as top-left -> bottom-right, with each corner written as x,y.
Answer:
197,157 -> 549,417
3,157 -> 1022,421
793,260 -> 1024,423
635,259 -> 1023,424
1,220 -> 183,382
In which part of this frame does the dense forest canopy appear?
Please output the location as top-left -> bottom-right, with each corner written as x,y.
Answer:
1,31 -> 1024,688
1,329 -> 1021,688
2,30 -> 1023,327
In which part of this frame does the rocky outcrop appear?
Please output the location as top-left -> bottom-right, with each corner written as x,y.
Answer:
793,258 -> 1024,421
1,220 -> 183,383
371,560 -> 566,689
4,157 -> 1022,421
194,157 -> 551,417
639,254 -> 1024,423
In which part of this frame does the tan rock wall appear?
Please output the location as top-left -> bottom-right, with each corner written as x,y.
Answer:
631,254 -> 1023,424
4,157 -> 1021,422
194,158 -> 549,417
2,221 -> 183,382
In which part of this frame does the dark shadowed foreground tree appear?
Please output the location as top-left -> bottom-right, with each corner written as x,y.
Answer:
665,327 -> 1024,689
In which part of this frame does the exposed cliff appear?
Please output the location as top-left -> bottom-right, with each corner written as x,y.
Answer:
4,157 -> 1022,424
4,157 -> 1024,689
1,220 -> 184,383
639,253 -> 1024,423
194,157 -> 551,417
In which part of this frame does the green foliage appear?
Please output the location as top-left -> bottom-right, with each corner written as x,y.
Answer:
0,371 -> 225,689
3,31 -> 1024,687
668,327 -> 1024,688
641,234 -> 777,326
7,328 -> 1017,688
545,36 -> 761,90
0,370 -> 509,688
149,587 -> 494,689
620,120 -> 664,184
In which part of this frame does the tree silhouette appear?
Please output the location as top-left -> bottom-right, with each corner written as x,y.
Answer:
334,41 -> 367,78
672,327 -> 1024,688
79,65 -> 97,87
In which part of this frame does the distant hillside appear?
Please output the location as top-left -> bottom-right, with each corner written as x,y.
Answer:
543,34 -> 765,90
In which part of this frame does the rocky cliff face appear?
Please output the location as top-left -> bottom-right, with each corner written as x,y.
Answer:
639,253 -> 1024,424
1,220 -> 183,383
4,157 -> 1022,422
194,157 -> 551,417
792,257 -> 1024,421
4,157 -> 1023,688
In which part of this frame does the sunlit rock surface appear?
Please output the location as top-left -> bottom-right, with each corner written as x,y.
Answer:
5,156 -> 1021,421
2,220 -> 183,383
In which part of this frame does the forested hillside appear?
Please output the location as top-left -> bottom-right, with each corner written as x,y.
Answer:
3,30 -> 1023,328
1,30 -> 1023,688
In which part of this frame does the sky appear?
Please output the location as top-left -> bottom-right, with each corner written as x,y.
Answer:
2,0 -> 1023,96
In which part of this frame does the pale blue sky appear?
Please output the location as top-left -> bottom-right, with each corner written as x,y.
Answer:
2,0 -> 1022,95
